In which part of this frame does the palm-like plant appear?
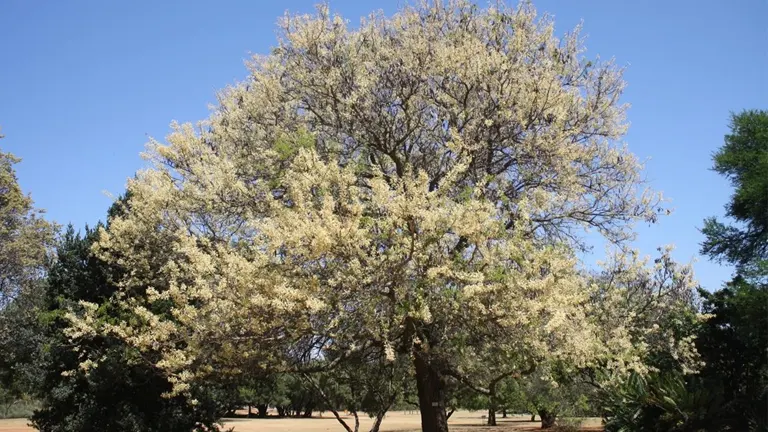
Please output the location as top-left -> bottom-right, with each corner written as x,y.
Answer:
602,372 -> 724,432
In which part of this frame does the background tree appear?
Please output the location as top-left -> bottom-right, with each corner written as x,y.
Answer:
0,282 -> 45,418
695,277 -> 768,429
520,367 -> 596,429
702,110 -> 768,272
602,110 -> 768,431
591,249 -> 706,431
237,374 -> 279,418
0,140 -> 56,415
448,375 -> 526,425
0,147 -> 56,307
699,109 -> 768,430
282,374 -> 322,418
303,350 -> 408,432
31,223 -> 222,432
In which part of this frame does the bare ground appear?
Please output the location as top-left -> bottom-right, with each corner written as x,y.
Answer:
0,411 -> 603,432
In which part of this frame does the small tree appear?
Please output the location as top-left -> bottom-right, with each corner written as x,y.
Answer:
31,224 -> 222,432
520,365 -> 597,429
0,141 -> 56,410
0,147 -> 56,308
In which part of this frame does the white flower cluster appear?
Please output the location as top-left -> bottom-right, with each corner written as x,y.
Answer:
64,0 -> 696,398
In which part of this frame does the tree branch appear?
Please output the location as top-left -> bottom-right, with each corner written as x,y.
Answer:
300,373 -> 354,432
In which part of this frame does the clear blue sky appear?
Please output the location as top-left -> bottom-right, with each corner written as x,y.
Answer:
1,1 -> 765,290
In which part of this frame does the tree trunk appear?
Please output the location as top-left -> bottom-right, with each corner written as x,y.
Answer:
276,406 -> 286,417
257,404 -> 268,418
352,410 -> 360,432
487,406 -> 496,426
248,405 -> 252,418
413,351 -> 449,432
502,408 -> 507,418
369,412 -> 386,432
303,400 -> 315,418
530,414 -> 536,422
538,409 -> 556,429
487,386 -> 498,426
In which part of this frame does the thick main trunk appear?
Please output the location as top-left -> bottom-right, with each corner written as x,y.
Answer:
487,407 -> 496,426
247,405 -> 252,418
538,409 -> 556,429
413,352 -> 449,432
487,387 -> 498,426
256,404 -> 268,418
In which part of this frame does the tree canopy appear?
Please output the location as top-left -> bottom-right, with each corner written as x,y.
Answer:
63,2 -> 698,432
0,146 -> 56,307
602,109 -> 768,432
702,110 -> 768,270
32,225 -> 218,432
0,138 -> 57,404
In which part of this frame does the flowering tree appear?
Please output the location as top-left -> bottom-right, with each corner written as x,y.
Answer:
66,2 -> 694,432
0,143 -> 56,308
0,133 -> 56,414
590,247 -> 702,376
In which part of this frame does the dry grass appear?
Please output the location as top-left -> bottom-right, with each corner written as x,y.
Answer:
0,419 -> 29,432
0,411 -> 603,432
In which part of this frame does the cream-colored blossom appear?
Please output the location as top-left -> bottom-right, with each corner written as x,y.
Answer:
64,0 -> 689,399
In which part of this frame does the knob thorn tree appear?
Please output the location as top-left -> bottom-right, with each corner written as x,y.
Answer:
65,2 -> 698,432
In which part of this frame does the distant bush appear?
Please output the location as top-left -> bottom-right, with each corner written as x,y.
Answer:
551,417 -> 582,432
0,395 -> 39,419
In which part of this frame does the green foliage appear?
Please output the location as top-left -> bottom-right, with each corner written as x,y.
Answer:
604,110 -> 768,432
0,283 -> 46,402
306,349 -> 406,419
273,128 -> 315,161
602,372 -> 724,432
268,128 -> 317,189
0,393 -> 39,419
0,148 -> 57,308
235,373 -> 322,417
449,385 -> 488,412
598,278 -> 767,432
696,279 -> 768,430
521,370 -> 596,429
550,419 -> 584,432
696,110 -> 768,431
0,144 -> 56,418
702,109 -> 768,269
30,223 -> 223,432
